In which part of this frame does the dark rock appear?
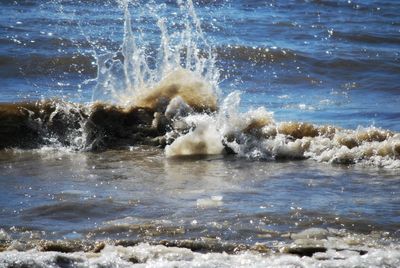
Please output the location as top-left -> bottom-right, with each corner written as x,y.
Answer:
128,257 -> 141,264
92,242 -> 105,253
39,241 -> 79,253
158,239 -> 249,254
287,246 -> 327,257
54,255 -> 76,268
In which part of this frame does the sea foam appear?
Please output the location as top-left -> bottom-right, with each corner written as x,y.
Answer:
1,241 -> 399,268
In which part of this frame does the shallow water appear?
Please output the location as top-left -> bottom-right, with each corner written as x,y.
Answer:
1,147 -> 399,266
1,147 -> 399,241
0,0 -> 400,267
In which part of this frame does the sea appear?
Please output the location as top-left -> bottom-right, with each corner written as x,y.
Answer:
0,0 -> 399,267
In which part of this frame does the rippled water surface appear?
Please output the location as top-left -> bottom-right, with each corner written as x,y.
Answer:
1,148 -> 399,241
1,0 -> 399,128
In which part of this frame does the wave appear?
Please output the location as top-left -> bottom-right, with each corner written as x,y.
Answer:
331,31 -> 400,45
1,1 -> 398,168
2,46 -> 398,78
310,0 -> 395,12
0,54 -> 97,77
0,0 -> 38,7
305,57 -> 400,75
0,71 -> 399,168
214,45 -> 299,63
164,91 -> 400,168
0,36 -> 118,50
0,69 -> 217,150
0,45 -> 296,77
214,45 -> 399,74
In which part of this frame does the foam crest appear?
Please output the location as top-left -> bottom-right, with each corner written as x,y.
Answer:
165,114 -> 224,157
164,92 -> 400,168
165,91 -> 275,157
219,91 -> 274,137
0,1 -> 399,169
1,96 -> 398,168
133,68 -> 217,112
306,131 -> 400,168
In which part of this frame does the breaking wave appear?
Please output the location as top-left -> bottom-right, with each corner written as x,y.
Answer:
1,86 -> 399,168
164,91 -> 400,168
0,0 -> 399,169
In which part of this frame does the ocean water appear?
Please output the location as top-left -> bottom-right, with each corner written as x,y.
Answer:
0,0 -> 400,267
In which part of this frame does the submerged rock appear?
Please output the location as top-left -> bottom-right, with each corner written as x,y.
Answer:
281,238 -> 327,257
159,238 -> 250,254
290,228 -> 328,240
38,240 -> 95,253
285,245 -> 327,257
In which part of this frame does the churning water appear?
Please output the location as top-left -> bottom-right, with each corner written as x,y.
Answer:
0,0 -> 399,267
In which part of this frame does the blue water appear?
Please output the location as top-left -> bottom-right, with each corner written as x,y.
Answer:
1,0 -> 399,130
0,1 -> 399,262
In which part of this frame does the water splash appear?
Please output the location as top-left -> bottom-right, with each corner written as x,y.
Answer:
1,1 -> 399,169
91,0 -> 219,107
165,91 -> 400,168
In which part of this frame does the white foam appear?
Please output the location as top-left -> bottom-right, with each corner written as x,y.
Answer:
165,114 -> 224,157
164,91 -> 400,168
92,0 -> 219,108
196,195 -> 224,208
1,242 -> 399,268
0,229 -> 10,241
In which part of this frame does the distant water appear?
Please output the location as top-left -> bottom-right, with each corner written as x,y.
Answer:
0,0 -> 399,267
1,0 -> 399,129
